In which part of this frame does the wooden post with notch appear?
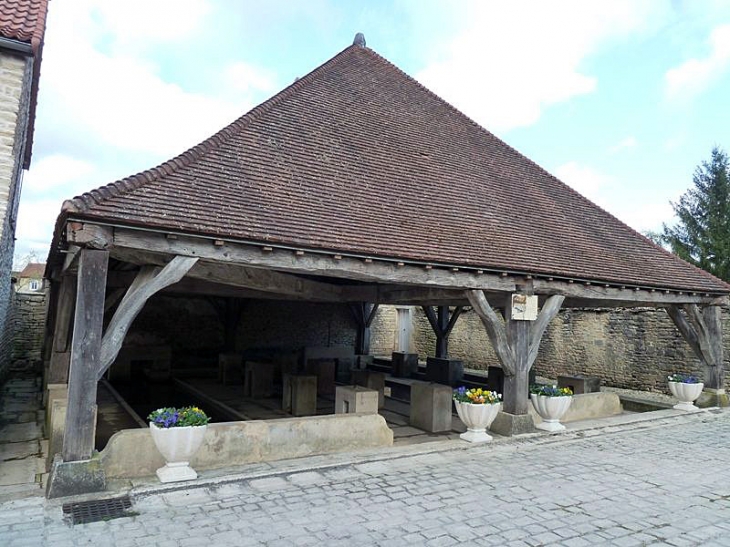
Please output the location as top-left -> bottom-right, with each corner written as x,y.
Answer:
350,302 -> 379,355
422,305 -> 463,359
62,249 -> 108,461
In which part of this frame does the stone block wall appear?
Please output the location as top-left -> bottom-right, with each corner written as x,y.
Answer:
115,296 -> 358,371
10,291 -> 47,369
0,51 -> 33,382
371,305 -> 730,392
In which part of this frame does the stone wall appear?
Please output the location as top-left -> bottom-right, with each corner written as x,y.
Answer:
10,291 -> 47,369
0,51 -> 33,382
371,305 -> 730,392
115,296 -> 358,371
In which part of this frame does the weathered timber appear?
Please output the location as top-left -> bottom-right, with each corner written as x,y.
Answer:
667,304 -> 724,389
467,290 -> 564,415
505,298 -> 530,415
47,276 -> 76,384
350,303 -> 379,355
534,278 -> 726,306
66,222 -> 113,249
209,298 -> 245,352
97,256 -> 198,379
62,245 -> 81,273
466,290 -> 515,374
110,247 -> 370,302
422,305 -> 463,358
63,249 -> 108,461
110,227 -> 517,291
527,295 -> 564,366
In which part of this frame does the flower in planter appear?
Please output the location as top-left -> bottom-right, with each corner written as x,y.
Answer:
530,385 -> 573,397
667,373 -> 700,384
148,406 -> 210,428
453,386 -> 501,404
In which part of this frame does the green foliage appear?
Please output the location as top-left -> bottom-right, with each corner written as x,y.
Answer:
660,147 -> 730,281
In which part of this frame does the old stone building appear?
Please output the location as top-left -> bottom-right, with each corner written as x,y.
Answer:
0,0 -> 49,380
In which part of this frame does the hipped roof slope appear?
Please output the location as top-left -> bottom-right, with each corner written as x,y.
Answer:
59,43 -> 729,294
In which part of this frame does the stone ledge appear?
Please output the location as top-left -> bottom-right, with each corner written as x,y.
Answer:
100,413 -> 393,480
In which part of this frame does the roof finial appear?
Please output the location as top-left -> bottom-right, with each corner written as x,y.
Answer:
353,32 -> 366,47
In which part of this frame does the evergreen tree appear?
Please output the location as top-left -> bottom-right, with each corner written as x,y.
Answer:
661,147 -> 730,281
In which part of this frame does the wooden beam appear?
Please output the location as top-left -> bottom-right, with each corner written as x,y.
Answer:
62,245 -> 81,273
47,276 -> 76,384
66,222 -> 113,249
667,304 -> 724,389
534,278 -> 726,306
466,290 -> 515,375
351,302 -> 379,355
110,227 -> 517,292
468,290 -> 564,415
504,295 -> 530,415
110,246 -> 374,302
97,256 -> 198,379
63,249 -> 108,461
527,295 -> 564,368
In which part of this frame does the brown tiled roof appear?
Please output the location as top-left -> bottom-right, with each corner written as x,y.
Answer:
18,262 -> 45,278
0,0 -> 49,168
59,44 -> 729,294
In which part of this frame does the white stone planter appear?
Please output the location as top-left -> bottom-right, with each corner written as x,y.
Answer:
454,401 -> 501,443
668,381 -> 704,411
531,394 -> 572,432
149,423 -> 208,483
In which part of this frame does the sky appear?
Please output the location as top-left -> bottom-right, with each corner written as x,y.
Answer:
13,0 -> 730,266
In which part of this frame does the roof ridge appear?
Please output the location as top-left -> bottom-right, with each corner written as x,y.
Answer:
63,44 -> 362,214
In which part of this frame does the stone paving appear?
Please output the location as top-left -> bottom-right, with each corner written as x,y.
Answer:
1,409 -> 729,546
0,376 -> 46,501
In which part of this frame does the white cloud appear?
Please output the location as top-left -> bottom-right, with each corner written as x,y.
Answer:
665,24 -> 730,101
22,154 -> 96,194
414,1 -> 666,133
609,136 -> 638,153
224,62 -> 278,95
18,0 -> 280,258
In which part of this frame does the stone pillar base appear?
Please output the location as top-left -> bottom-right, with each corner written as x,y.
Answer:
410,382 -> 452,433
696,388 -> 729,408
46,454 -> 106,499
490,411 -> 535,437
335,386 -> 379,414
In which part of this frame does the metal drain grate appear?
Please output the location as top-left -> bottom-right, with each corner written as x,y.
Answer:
62,496 -> 133,525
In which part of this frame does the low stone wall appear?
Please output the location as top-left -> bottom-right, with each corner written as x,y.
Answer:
10,291 -> 47,370
371,306 -> 730,393
100,413 -> 393,479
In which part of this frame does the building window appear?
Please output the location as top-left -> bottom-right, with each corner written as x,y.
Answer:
29,279 -> 40,291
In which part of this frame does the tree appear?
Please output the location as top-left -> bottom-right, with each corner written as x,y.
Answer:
661,147 -> 730,282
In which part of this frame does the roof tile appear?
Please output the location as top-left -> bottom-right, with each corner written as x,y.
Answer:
58,44 -> 729,294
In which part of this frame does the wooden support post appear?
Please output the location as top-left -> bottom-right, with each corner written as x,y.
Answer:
667,304 -> 725,399
47,276 -> 76,385
351,303 -> 378,355
63,249 -> 108,461
422,305 -> 463,359
467,290 -> 564,416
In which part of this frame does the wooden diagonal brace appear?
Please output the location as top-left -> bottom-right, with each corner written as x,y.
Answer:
527,295 -> 564,368
466,290 -> 515,374
97,256 -> 198,379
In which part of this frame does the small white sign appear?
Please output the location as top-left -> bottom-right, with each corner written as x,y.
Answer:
511,294 -> 538,321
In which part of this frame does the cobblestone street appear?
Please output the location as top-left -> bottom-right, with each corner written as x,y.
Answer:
1,410 -> 729,546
